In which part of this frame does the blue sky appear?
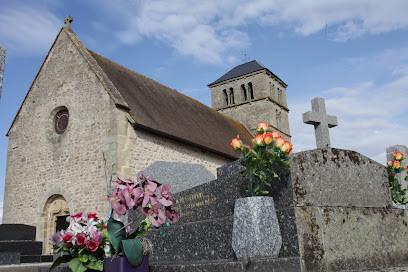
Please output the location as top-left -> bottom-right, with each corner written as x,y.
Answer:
1,0 -> 408,222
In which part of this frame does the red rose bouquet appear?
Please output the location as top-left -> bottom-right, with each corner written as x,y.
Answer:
50,212 -> 109,272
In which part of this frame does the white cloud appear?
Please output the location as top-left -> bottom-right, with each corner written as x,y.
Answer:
100,0 -> 408,63
290,70 -> 408,164
0,5 -> 60,55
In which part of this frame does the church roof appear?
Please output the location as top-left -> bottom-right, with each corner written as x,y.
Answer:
208,60 -> 287,87
208,60 -> 266,86
88,50 -> 253,159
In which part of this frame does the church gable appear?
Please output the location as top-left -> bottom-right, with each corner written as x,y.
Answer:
3,28 -> 118,230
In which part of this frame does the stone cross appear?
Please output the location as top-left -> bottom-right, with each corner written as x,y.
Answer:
0,45 -> 5,103
64,15 -> 74,31
302,97 -> 338,149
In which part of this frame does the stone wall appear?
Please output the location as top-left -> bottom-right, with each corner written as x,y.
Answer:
0,45 -> 5,102
210,70 -> 287,110
141,148 -> 408,271
115,118 -> 231,181
217,98 -> 290,139
292,148 -> 408,271
2,30 -> 117,252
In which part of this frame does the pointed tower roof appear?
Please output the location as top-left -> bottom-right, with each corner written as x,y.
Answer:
208,60 -> 287,87
209,60 -> 266,86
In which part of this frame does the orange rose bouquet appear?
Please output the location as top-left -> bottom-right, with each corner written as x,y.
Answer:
387,152 -> 408,204
230,122 -> 292,196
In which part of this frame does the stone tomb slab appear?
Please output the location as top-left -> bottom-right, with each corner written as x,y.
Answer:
130,160 -> 299,265
140,161 -> 215,194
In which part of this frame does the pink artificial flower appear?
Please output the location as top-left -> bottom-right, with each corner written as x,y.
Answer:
230,135 -> 243,150
71,212 -> 84,223
387,160 -> 393,167
62,232 -> 73,247
158,184 -> 176,207
87,212 -> 98,221
86,240 -> 99,252
76,234 -> 87,248
257,122 -> 268,133
393,152 -> 404,161
125,226 -> 131,233
91,231 -> 103,243
393,160 -> 401,169
107,189 -> 128,215
165,208 -> 179,225
142,204 -> 166,227
142,181 -> 158,207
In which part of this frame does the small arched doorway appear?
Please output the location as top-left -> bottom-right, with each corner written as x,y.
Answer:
42,194 -> 70,254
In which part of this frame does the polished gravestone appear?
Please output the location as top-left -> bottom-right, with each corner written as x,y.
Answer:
129,160 -> 301,271
0,224 -> 52,265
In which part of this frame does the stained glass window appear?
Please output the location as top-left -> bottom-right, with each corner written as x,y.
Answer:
55,109 -> 69,134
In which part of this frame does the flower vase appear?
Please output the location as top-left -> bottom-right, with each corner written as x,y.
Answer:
104,255 -> 149,272
231,196 -> 282,259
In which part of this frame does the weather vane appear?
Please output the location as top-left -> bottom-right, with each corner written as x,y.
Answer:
64,15 -> 74,32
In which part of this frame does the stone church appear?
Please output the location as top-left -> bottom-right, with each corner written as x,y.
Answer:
2,26 -> 290,254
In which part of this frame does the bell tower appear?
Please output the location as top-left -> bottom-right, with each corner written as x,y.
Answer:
208,60 -> 291,140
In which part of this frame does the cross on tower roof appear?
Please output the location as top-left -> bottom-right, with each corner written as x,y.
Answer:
64,15 -> 74,32
302,97 -> 338,149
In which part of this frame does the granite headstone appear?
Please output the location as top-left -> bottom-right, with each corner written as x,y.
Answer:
140,161 -> 215,193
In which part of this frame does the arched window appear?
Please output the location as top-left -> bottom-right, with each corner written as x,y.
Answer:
223,89 -> 228,105
248,82 -> 254,99
241,84 -> 248,101
278,89 -> 282,104
229,88 -> 235,104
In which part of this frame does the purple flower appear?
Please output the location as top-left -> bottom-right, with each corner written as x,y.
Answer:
165,207 -> 179,224
51,232 -> 62,246
141,204 -> 166,227
158,184 -> 176,207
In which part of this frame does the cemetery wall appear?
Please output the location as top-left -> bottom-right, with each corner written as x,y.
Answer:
3,30 -> 115,244
140,148 -> 408,271
292,148 -> 408,271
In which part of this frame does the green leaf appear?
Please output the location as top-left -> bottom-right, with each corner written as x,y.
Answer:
78,255 -> 88,263
85,260 -> 104,271
69,258 -> 87,272
121,238 -> 144,267
107,217 -> 127,254
53,246 -> 63,254
49,255 -> 73,271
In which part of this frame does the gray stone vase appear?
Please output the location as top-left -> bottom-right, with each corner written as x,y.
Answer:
231,196 -> 282,260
